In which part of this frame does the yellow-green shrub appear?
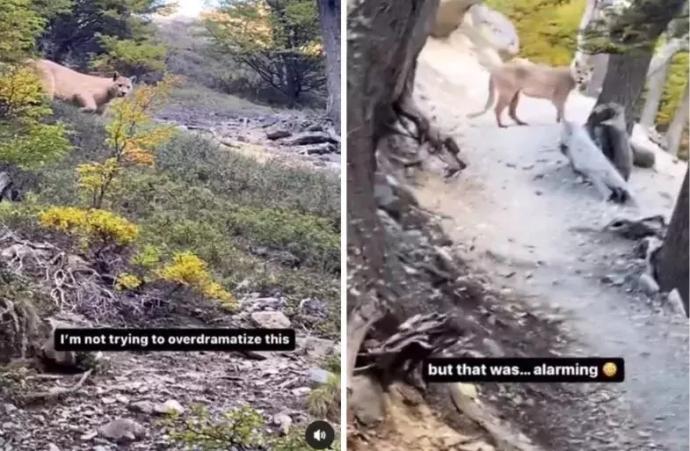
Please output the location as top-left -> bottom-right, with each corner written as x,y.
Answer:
77,75 -> 178,209
156,251 -> 236,306
0,66 -> 71,169
38,207 -> 139,248
115,272 -> 143,290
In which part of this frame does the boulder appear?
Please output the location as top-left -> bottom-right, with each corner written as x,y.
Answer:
266,129 -> 292,140
251,311 -> 291,329
272,412 -> 292,435
98,418 -> 145,443
430,0 -> 482,38
630,125 -> 658,168
469,4 -> 520,59
349,375 -> 385,426
129,400 -> 155,414
308,368 -> 333,386
154,399 -> 185,415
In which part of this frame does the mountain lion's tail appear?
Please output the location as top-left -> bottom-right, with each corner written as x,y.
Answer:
467,75 -> 495,118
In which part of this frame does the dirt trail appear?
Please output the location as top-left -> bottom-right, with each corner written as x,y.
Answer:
412,32 -> 689,450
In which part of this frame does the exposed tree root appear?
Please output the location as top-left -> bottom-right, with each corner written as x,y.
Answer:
19,369 -> 93,405
393,97 -> 467,177
0,227 -> 166,325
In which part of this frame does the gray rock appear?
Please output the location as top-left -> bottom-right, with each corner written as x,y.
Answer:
350,375 -> 385,426
47,444 -> 60,451
374,182 -> 401,215
266,129 -> 291,140
98,418 -> 145,443
469,4 -> 520,57
80,430 -> 98,441
431,0 -> 481,38
291,387 -> 311,397
40,328 -> 77,369
666,289 -> 686,316
272,412 -> 292,435
242,296 -> 284,312
638,273 -> 660,296
298,336 -> 336,360
298,297 -> 325,313
2,404 -> 16,415
154,399 -> 185,415
308,368 -> 333,386
129,400 -> 155,414
482,337 -> 505,357
601,274 -> 624,286
251,311 -> 291,329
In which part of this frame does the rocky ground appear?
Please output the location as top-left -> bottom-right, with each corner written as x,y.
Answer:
0,234 -> 340,451
158,98 -> 340,173
1,329 -> 336,450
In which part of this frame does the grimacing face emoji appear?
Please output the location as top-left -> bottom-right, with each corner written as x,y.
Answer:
602,362 -> 618,378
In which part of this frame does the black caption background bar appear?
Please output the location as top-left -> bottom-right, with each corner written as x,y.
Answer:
424,357 -> 625,383
54,328 -> 296,352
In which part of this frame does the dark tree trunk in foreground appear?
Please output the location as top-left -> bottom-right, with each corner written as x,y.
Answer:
656,168 -> 689,316
317,0 -> 341,132
347,0 -> 441,386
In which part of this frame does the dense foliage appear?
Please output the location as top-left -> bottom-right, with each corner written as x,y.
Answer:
205,0 -> 325,105
0,0 -> 71,169
39,0 -> 171,75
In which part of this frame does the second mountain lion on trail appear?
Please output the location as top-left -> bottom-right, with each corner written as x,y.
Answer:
468,58 -> 592,127
29,59 -> 135,114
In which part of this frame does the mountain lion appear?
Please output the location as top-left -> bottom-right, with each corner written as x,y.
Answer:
468,59 -> 592,127
30,59 -> 135,114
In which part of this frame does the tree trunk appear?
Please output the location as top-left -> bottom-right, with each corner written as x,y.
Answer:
578,0 -> 608,97
666,81 -> 689,156
317,0 -> 341,132
586,54 -> 609,97
589,0 -> 687,133
640,56 -> 672,129
647,36 -> 689,78
574,0 -> 598,64
593,51 -> 655,134
347,0 -> 440,386
655,168 -> 689,316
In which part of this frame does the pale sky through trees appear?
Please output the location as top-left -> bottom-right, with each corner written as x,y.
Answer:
174,0 -> 217,17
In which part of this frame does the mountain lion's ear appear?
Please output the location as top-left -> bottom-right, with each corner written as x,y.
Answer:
130,75 -> 138,84
112,72 -> 120,81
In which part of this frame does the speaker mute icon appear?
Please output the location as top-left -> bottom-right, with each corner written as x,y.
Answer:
305,420 -> 335,449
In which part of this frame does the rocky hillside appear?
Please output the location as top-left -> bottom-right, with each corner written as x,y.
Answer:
0,14 -> 340,451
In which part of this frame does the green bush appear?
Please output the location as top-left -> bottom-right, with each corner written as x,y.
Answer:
156,133 -> 340,225
165,404 -> 266,449
226,206 -> 339,272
